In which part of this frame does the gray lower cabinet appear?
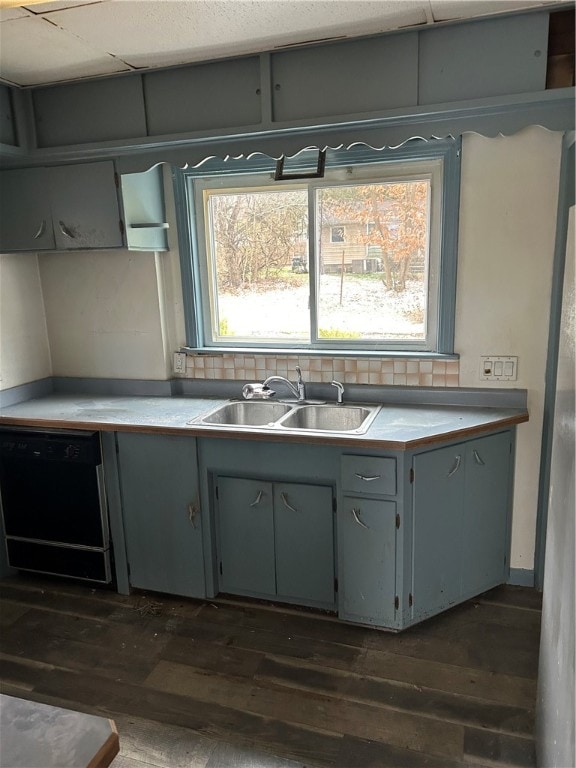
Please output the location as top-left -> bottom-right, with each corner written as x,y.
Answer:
216,476 -> 335,609
339,497 -> 397,627
116,432 -> 205,598
339,454 -> 399,627
412,430 -> 512,622
0,161 -> 124,252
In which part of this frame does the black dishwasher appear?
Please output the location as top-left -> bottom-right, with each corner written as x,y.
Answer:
0,428 -> 111,583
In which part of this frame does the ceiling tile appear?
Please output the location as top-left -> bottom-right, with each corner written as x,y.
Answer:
430,0 -> 560,22
0,6 -> 30,21
0,15 -> 131,86
43,0 -> 428,70
23,0 -> 106,12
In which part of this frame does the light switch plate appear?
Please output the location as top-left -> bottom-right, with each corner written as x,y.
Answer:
480,356 -> 518,381
173,352 -> 187,375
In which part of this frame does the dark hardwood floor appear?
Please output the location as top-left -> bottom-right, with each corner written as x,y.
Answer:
0,575 -> 542,768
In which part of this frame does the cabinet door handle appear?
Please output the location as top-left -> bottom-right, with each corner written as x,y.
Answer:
473,450 -> 485,466
447,455 -> 462,477
354,473 -> 381,482
280,492 -> 298,513
351,508 -> 369,529
250,490 -> 264,507
188,500 -> 200,528
59,221 -> 75,239
33,220 -> 46,239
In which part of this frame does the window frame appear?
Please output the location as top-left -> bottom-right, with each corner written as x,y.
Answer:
174,137 -> 461,356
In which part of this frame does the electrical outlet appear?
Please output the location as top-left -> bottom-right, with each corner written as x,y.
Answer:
480,356 -> 518,381
173,352 -> 187,375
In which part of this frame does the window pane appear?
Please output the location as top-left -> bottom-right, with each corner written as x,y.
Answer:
316,180 -> 430,342
205,188 -> 309,342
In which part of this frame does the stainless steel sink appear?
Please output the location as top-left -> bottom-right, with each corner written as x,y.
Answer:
277,404 -> 380,433
194,400 -> 380,434
199,400 -> 292,426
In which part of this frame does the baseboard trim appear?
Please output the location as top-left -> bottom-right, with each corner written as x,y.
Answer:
508,568 -> 535,587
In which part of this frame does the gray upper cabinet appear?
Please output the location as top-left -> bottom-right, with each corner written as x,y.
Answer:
116,432 -> 206,599
49,162 -> 123,250
33,76 -> 147,148
271,33 -> 418,122
144,57 -> 261,136
0,160 -> 124,252
0,167 -> 55,251
0,85 -> 16,147
418,13 -> 549,104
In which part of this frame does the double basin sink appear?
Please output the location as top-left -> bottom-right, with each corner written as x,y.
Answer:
193,400 -> 381,435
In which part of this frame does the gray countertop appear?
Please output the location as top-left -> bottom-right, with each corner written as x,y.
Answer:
0,393 -> 529,450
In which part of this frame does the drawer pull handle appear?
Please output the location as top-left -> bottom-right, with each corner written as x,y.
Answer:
250,490 -> 264,507
33,220 -> 46,239
351,508 -> 369,529
447,455 -> 462,477
59,221 -> 75,239
280,492 -> 298,513
354,473 -> 381,482
473,450 -> 485,466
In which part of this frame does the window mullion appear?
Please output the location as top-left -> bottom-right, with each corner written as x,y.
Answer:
307,186 -> 318,344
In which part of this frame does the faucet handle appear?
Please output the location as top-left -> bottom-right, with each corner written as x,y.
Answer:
331,380 -> 345,404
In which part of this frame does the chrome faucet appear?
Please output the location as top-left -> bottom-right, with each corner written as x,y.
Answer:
263,366 -> 306,402
331,380 -> 344,404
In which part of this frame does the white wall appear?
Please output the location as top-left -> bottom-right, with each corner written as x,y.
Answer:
456,127 -> 562,572
0,252 -> 52,390
38,250 -> 170,380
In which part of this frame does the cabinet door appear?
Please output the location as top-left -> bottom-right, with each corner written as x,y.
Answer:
117,433 -> 205,598
339,497 -> 397,626
50,161 -> 123,249
274,483 -> 335,607
462,432 -> 511,595
217,477 -> 276,596
412,443 -> 466,617
0,168 -> 55,251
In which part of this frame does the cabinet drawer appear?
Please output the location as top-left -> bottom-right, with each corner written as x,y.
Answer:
341,455 -> 396,496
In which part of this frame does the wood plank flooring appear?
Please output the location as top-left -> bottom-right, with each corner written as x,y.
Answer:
0,575 -> 542,768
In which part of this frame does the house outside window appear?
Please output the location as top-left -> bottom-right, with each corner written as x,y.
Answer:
177,139 -> 460,354
330,225 -> 346,243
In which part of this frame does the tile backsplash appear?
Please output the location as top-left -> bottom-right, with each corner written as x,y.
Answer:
184,354 -> 459,387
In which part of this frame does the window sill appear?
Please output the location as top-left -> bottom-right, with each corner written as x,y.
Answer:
180,346 -> 459,360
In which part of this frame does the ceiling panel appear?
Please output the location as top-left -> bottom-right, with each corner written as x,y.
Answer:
0,0 -> 571,87
0,14 -> 131,86
430,0 -> 560,21
39,0 -> 428,69
0,6 -> 29,21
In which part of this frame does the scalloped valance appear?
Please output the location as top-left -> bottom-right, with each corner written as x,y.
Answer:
114,88 -> 575,174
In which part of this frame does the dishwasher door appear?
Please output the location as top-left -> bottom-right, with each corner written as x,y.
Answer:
0,429 -> 111,583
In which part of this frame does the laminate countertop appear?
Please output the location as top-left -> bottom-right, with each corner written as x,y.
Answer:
0,393 -> 529,450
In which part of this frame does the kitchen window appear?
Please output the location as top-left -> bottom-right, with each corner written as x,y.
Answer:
176,139 -> 460,354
